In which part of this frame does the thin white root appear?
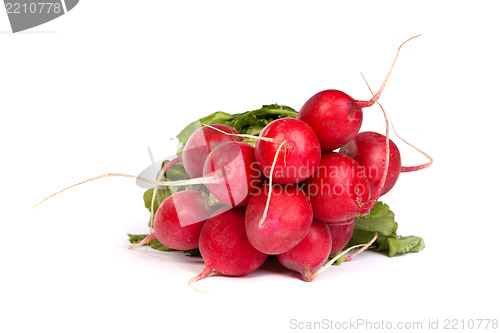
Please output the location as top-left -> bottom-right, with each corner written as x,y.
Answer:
344,232 -> 378,262
32,173 -> 142,208
355,34 -> 421,108
188,267 -> 214,294
32,173 -> 221,209
202,124 -> 279,144
128,234 -> 156,250
306,232 -> 378,282
359,73 -> 390,214
360,72 -> 433,174
187,280 -> 212,294
391,120 -> 434,172
258,140 -> 288,228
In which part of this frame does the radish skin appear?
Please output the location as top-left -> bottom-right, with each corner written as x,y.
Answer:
255,118 -> 321,184
304,153 -> 371,222
150,190 -> 211,250
326,219 -> 355,255
297,35 -> 420,151
277,220 -> 332,281
189,207 -> 268,287
182,124 -> 242,178
245,184 -> 313,255
203,141 -> 265,207
340,132 -> 401,197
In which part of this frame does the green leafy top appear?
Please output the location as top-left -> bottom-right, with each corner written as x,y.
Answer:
176,104 -> 297,155
346,202 -> 425,257
128,234 -> 200,257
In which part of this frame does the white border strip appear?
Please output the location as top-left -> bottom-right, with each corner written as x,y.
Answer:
61,0 -> 68,13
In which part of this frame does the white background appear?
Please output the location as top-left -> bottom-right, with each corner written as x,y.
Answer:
2,1 -> 500,332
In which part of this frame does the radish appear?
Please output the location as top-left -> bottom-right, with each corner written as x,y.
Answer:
340,131 -> 401,197
326,218 -> 355,255
189,207 -> 268,286
286,232 -> 379,282
203,141 -> 265,207
204,119 -> 322,185
277,219 -> 332,282
203,121 -> 319,229
304,152 -> 370,223
182,124 -> 242,178
297,35 -> 419,151
255,118 -> 321,184
132,190 -> 211,250
245,184 -> 313,255
339,75 -> 433,198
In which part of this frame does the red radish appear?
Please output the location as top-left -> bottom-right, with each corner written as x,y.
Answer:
182,124 -> 242,178
134,190 -> 211,250
203,141 -> 265,207
326,219 -> 355,255
297,35 -> 420,151
298,89 -> 364,151
304,152 -> 370,222
255,118 -> 321,184
340,131 -> 401,197
277,219 -> 332,282
337,75 -> 433,202
245,184 -> 313,255
189,207 -> 268,285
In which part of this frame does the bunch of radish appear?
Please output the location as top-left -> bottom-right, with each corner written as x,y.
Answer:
34,35 -> 431,287
125,35 -> 431,286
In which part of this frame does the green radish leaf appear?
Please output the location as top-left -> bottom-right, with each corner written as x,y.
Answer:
354,202 -> 398,237
160,162 -> 190,181
176,104 -> 297,156
387,236 -> 425,257
346,202 -> 424,257
143,187 -> 171,215
128,234 -> 201,257
332,255 -> 346,265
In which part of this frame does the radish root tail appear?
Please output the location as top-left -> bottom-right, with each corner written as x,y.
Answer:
359,73 -> 390,215
304,232 -> 378,282
344,232 -> 378,262
33,173 -> 148,208
391,120 -> 434,172
202,124 -> 279,144
354,34 -> 421,109
188,266 -> 215,294
31,159 -> 224,209
258,140 -> 288,228
128,233 -> 157,250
